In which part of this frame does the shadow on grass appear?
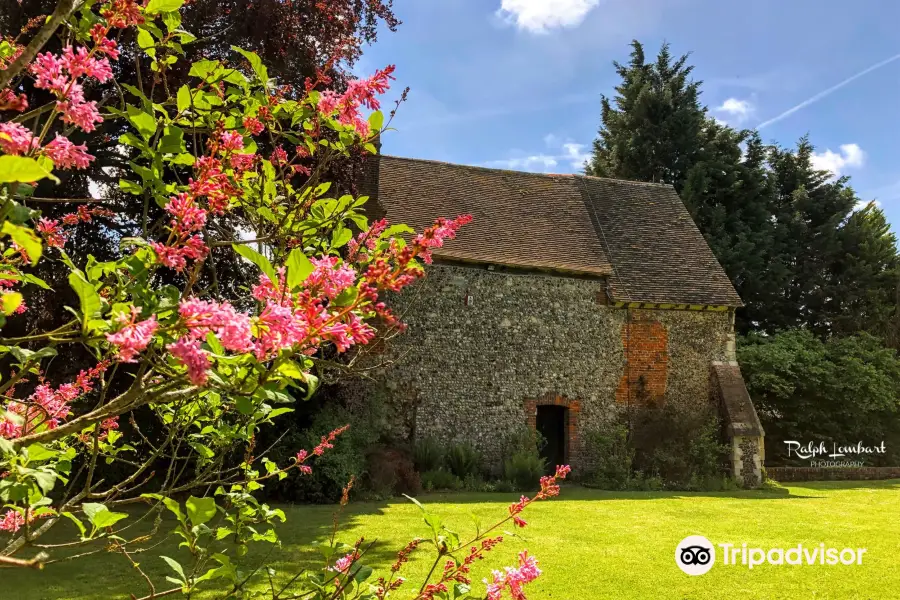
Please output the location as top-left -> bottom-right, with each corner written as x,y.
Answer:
778,478 -> 900,492
7,501 -> 402,600
409,484 -> 811,503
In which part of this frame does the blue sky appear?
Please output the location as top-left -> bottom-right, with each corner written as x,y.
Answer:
359,0 -> 900,229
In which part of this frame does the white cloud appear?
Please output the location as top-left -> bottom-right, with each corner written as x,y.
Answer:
715,97 -> 754,123
485,136 -> 590,173
854,199 -> 881,211
810,143 -> 866,178
496,0 -> 601,33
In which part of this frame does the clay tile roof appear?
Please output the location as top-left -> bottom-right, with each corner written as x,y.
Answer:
374,156 -> 612,276
576,176 -> 744,307
372,155 -> 742,307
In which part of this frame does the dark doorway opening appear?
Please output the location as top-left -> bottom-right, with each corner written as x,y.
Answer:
536,405 -> 567,473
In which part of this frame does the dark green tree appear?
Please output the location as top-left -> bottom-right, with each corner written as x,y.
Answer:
590,41 -> 900,341
739,329 -> 900,465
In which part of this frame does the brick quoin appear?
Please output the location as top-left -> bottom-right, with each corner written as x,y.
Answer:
616,311 -> 668,405
524,393 -> 581,465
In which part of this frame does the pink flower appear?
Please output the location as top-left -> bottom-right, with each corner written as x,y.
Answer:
270,146 -> 288,166
57,98 -> 103,132
484,551 -> 541,600
253,301 -> 307,359
164,193 -> 207,235
317,90 -> 341,115
306,256 -> 357,299
106,307 -> 158,362
0,122 -> 36,155
43,134 -> 95,169
61,46 -> 112,82
102,0 -> 145,28
179,298 -> 253,353
30,52 -> 66,93
331,551 -> 359,574
230,152 -> 257,172
0,89 -> 28,112
167,337 -> 211,386
219,131 -> 244,152
0,510 -> 25,533
151,235 -> 209,272
242,116 -> 264,135
36,218 -> 67,248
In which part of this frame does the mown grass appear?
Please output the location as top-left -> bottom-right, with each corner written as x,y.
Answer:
8,480 -> 900,599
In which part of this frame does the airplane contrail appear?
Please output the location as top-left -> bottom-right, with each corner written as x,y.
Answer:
756,53 -> 900,130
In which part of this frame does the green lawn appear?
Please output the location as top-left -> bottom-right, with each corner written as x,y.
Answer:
9,481 -> 900,599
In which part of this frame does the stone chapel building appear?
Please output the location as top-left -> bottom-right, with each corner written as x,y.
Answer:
359,155 -> 765,487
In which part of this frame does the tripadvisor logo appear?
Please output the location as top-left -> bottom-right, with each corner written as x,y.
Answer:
675,536 -> 867,576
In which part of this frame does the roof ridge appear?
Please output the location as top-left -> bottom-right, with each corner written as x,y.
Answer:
380,155 -> 674,189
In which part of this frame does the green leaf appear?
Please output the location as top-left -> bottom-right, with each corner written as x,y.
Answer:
0,155 -> 58,184
158,126 -> 185,154
235,396 -> 254,416
331,224 -> 353,248
185,496 -> 217,526
119,179 -> 143,195
368,110 -> 384,133
61,511 -> 87,537
68,271 -> 102,323
285,249 -> 313,289
353,564 -> 373,583
1,292 -> 21,316
82,503 -> 128,529
176,85 -> 191,113
160,556 -> 186,583
332,286 -> 358,308
144,0 -> 185,14
189,59 -> 220,80
230,46 -> 268,83
136,28 -> 155,55
1,222 -> 42,265
126,104 -> 157,141
25,444 -> 55,463
232,244 -> 276,282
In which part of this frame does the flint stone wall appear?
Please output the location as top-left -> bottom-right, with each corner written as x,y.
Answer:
372,263 -> 734,473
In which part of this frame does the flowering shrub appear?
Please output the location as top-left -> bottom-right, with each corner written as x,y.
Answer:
0,1 -> 569,597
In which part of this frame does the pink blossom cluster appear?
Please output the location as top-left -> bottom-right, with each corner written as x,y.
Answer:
316,65 -> 395,136
0,362 -> 107,439
347,218 -> 388,260
484,551 -> 542,600
0,122 -> 38,155
360,214 -> 472,293
331,550 -> 361,574
178,298 -> 253,353
106,306 -> 159,362
101,0 -> 145,29
43,134 -> 95,169
242,116 -> 264,136
0,88 -> 28,112
306,256 -> 357,300
293,425 -> 349,475
164,193 -> 207,236
37,206 -> 116,249
30,47 -> 111,132
167,338 -> 211,386
0,508 -> 49,533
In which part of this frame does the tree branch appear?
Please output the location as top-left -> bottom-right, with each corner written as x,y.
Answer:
0,0 -> 77,90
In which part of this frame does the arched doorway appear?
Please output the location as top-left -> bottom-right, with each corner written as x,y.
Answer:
536,405 -> 568,472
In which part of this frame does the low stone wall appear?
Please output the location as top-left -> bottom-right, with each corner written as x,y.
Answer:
768,467 -> 900,482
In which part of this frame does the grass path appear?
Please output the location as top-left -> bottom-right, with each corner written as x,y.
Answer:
9,481 -> 900,599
